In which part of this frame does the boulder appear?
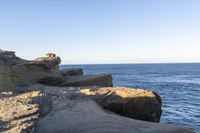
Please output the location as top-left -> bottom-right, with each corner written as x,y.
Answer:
60,68 -> 83,76
80,87 -> 162,122
60,74 -> 113,87
0,49 -> 62,89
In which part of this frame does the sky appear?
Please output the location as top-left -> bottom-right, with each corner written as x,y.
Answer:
0,0 -> 200,64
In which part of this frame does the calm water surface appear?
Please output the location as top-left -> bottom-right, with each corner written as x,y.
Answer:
60,63 -> 200,132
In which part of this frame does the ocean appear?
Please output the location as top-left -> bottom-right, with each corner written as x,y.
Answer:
60,63 -> 200,132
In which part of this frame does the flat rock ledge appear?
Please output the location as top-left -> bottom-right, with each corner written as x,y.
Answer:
60,74 -> 113,87
0,85 -> 194,133
60,68 -> 83,76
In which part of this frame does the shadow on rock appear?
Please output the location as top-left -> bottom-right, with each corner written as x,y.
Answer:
0,90 -> 52,133
80,87 -> 162,122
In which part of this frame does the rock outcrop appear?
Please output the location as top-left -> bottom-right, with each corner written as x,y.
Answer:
0,50 -> 113,88
0,50 -> 62,88
0,50 -> 194,133
1,84 -> 191,133
80,87 -> 162,122
60,74 -> 113,87
60,68 -> 83,76
0,50 -> 27,88
32,53 -> 61,69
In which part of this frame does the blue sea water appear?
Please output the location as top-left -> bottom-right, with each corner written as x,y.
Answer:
60,63 -> 200,132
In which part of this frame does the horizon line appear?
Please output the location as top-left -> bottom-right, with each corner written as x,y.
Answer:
60,61 -> 200,65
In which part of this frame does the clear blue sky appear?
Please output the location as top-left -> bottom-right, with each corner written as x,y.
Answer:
0,0 -> 200,64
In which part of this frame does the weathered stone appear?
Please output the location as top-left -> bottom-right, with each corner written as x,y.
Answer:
32,53 -> 61,69
61,74 -> 113,87
0,50 -> 27,66
29,85 -> 193,133
0,85 -> 193,133
0,50 -> 62,89
0,90 -> 52,133
60,68 -> 83,76
0,49 -> 194,133
80,87 -> 162,122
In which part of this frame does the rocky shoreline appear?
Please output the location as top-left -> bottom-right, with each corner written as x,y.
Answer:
0,50 -> 194,133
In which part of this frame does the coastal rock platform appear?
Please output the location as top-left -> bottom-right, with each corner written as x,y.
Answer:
0,49 -> 194,133
0,85 -> 193,133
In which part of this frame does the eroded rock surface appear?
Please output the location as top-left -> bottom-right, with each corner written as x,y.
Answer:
0,85 -> 194,133
0,50 -> 62,88
0,50 -> 194,133
0,50 -> 112,88
32,53 -> 61,69
80,87 -> 162,122
61,74 -> 113,87
0,50 -> 27,66
0,90 -> 51,133
60,68 -> 83,76
29,85 -> 193,133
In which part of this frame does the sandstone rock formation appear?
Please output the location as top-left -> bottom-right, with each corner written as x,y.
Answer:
0,49 -> 113,88
33,53 -> 61,69
1,84 -> 191,133
0,90 -> 51,133
80,87 -> 162,122
0,50 -> 194,133
61,74 -> 113,87
0,50 -> 27,88
60,68 -> 83,76
0,50 -> 62,88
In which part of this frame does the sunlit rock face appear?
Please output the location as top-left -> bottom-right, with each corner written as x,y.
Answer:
33,53 -> 61,69
80,87 -> 162,122
25,85 -> 192,133
0,90 -> 52,133
0,49 -> 62,89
